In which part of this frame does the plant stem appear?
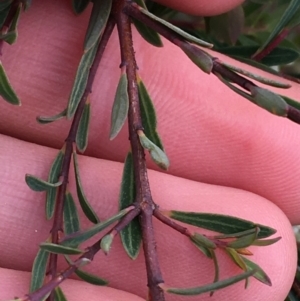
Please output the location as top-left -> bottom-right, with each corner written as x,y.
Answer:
46,16 -> 116,301
114,1 -> 165,300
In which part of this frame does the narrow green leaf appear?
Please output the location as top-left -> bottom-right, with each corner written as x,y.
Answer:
75,269 -> 108,285
192,241 -> 212,258
54,287 -> 67,301
61,208 -> 129,247
76,101 -> 90,152
0,5 -> 10,28
30,248 -> 49,292
119,152 -> 142,259
100,233 -> 114,255
181,43 -> 213,74
253,0 -> 300,57
241,256 -> 272,286
136,5 -> 213,48
132,0 -> 162,47
67,41 -> 99,118
169,211 -> 276,239
191,233 -> 216,249
84,0 -> 111,52
109,73 -> 129,140
220,62 -> 291,88
137,75 -> 164,150
280,95 -> 300,111
227,227 -> 259,249
40,243 -> 84,255
36,108 -> 67,124
214,227 -> 257,239
252,237 -> 281,246
0,0 -> 12,11
163,269 -> 256,296
210,250 -> 220,296
72,0 -> 90,14
25,174 -> 62,192
46,148 -> 64,219
64,192 -> 80,235
249,86 -> 289,116
4,2 -> 21,45
0,62 -> 20,105
226,248 -> 247,271
138,132 -> 169,170
73,151 -> 100,224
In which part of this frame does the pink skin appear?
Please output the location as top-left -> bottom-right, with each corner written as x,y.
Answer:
0,0 -> 297,301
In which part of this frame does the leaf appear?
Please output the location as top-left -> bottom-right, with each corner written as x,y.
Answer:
72,0 -> 90,14
210,250 -> 219,296
75,269 -> 108,285
25,174 -> 62,192
100,233 -> 114,255
46,148 -> 64,219
220,62 -> 291,88
226,248 -> 247,271
241,256 -> 272,286
191,241 -> 212,258
61,208 -> 129,247
40,243 -> 84,255
227,227 -> 259,249
253,0 -> 300,57
84,0 -> 112,52
280,95 -> 300,111
191,233 -> 216,249
0,0 -> 12,11
76,101 -> 90,152
4,3 -> 21,45
252,237 -> 281,246
168,211 -> 276,239
249,86 -> 288,116
137,75 -> 164,150
36,108 -> 67,124
119,152 -> 142,259
0,5 -> 10,28
30,248 -> 49,292
163,269 -> 256,296
67,40 -> 99,118
73,151 -> 100,224
136,5 -> 213,48
109,73 -> 129,140
132,0 -> 163,47
64,192 -> 80,235
54,287 -> 67,301
138,131 -> 169,170
0,62 -> 20,105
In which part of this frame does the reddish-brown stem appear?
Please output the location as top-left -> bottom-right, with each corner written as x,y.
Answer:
46,17 -> 116,301
114,1 -> 165,300
252,28 -> 290,61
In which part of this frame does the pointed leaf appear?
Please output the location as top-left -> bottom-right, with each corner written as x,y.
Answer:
168,211 -> 276,239
163,269 -> 256,296
253,0 -> 300,57
64,192 -> 80,235
252,237 -> 281,246
132,0 -> 162,47
109,73 -> 129,140
84,0 -> 111,52
0,5 -> 10,28
227,227 -> 259,249
191,233 -> 216,249
61,208 -> 129,247
54,287 -> 67,301
4,3 -> 21,45
25,174 -> 62,192
226,247 -> 247,271
75,269 -> 108,285
72,0 -> 90,14
281,95 -> 300,111
0,62 -> 20,105
30,248 -> 49,292
36,108 -> 67,124
242,256 -> 272,286
0,0 -> 12,11
67,41 -> 99,118
220,62 -> 291,88
138,132 -> 169,170
192,241 -> 212,258
40,243 -> 84,255
137,75 -> 164,150
210,250 -> 220,296
136,5 -> 213,48
214,227 -> 257,239
73,151 -> 100,224
249,86 -> 288,116
119,152 -> 142,259
46,148 -> 64,219
76,101 -> 90,152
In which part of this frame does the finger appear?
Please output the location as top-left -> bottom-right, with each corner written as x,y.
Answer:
0,268 -> 144,301
1,0 -> 300,223
0,134 -> 296,301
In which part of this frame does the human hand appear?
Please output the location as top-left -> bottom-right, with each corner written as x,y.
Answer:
0,0 -> 298,300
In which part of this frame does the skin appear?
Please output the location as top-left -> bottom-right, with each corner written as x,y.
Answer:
0,0 -> 298,300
